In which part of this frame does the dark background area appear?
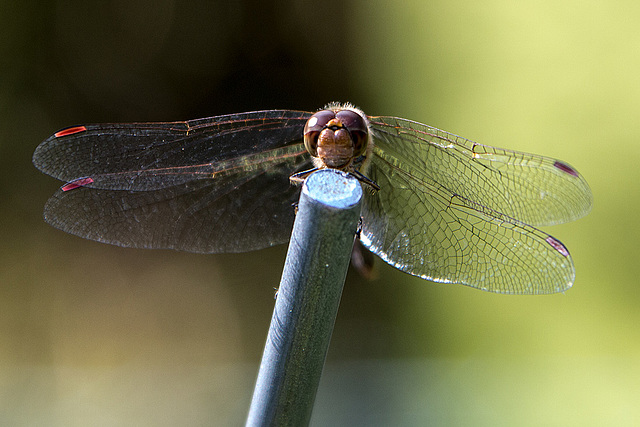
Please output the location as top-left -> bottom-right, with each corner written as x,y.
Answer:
1,0 -> 639,425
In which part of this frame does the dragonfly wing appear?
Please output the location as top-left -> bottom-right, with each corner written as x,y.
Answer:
33,110 -> 312,184
43,151 -> 312,253
361,117 -> 584,294
368,116 -> 592,227
361,158 -> 575,294
34,110 -> 313,253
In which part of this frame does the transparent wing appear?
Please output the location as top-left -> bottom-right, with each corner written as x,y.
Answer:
368,116 -> 592,226
34,110 -> 313,253
361,116 -> 592,294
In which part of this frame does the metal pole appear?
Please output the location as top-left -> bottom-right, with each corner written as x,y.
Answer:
246,169 -> 363,427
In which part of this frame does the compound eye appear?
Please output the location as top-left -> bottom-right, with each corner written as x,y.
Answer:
303,130 -> 319,156
335,109 -> 369,156
303,110 -> 335,156
350,130 -> 368,156
335,110 -> 366,131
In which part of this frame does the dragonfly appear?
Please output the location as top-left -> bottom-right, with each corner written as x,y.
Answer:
33,102 -> 592,294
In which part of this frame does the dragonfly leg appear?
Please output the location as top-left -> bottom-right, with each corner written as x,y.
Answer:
351,170 -> 380,191
289,168 -> 319,185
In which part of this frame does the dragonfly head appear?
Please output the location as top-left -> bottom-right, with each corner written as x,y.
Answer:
303,107 -> 369,169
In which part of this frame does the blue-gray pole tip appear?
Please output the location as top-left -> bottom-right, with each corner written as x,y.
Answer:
303,169 -> 363,210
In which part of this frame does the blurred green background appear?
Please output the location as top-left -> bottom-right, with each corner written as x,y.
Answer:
1,0 -> 638,425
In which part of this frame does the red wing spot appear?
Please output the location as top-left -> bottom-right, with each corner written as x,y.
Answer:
62,177 -> 94,192
546,236 -> 570,257
55,126 -> 87,138
553,160 -> 579,177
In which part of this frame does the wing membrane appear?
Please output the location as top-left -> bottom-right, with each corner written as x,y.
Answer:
34,110 -> 312,183
362,116 -> 591,294
369,116 -> 592,226
34,110 -> 313,252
